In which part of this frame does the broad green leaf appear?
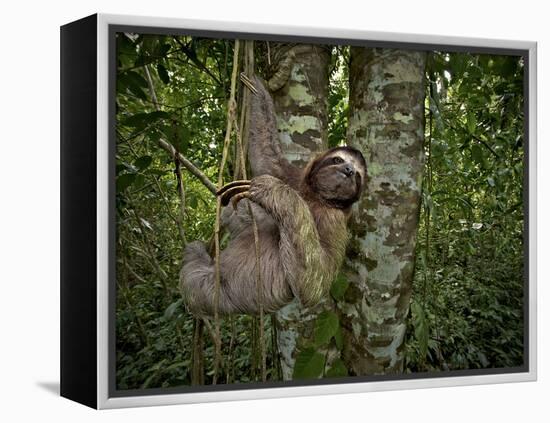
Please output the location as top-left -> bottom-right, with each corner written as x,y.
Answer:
116,173 -> 136,191
124,70 -> 148,88
163,299 -> 183,320
134,174 -> 145,189
118,70 -> 149,100
157,63 -> 170,84
325,358 -> 348,378
314,310 -> 339,347
142,35 -> 159,56
117,34 -> 135,54
330,273 -> 349,301
293,348 -> 325,380
134,155 -> 153,171
147,129 -> 163,142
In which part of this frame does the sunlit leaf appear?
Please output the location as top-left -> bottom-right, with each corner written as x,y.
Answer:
467,112 -> 477,134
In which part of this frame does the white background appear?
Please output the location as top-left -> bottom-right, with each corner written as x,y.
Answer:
0,0 -> 547,421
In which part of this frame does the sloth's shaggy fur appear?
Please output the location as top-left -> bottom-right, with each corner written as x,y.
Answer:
180,76 -> 366,315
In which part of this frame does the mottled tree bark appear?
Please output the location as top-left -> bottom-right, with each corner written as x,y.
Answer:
262,43 -> 332,380
340,48 -> 426,374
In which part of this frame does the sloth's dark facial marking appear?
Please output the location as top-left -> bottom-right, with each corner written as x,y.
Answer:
307,146 -> 367,209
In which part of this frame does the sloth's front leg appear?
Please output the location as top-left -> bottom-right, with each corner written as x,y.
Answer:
218,176 -> 281,209
218,175 -> 292,218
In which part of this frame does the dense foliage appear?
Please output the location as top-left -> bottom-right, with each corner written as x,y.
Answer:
405,52 -> 525,371
115,33 -> 525,390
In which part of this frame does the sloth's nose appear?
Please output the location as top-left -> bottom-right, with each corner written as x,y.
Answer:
343,165 -> 355,177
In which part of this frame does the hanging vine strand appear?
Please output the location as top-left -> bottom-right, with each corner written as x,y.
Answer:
235,41 -> 267,382
212,39 -> 241,384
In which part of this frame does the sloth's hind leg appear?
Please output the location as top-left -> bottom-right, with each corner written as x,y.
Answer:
180,241 -> 216,315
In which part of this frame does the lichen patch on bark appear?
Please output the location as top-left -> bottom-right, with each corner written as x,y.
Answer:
341,48 -> 426,375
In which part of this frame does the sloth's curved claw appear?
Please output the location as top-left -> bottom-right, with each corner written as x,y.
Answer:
218,180 -> 251,207
240,73 -> 258,94
217,180 -> 251,196
230,192 -> 251,210
219,185 -> 250,207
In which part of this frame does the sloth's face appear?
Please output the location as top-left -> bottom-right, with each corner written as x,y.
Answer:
308,147 -> 367,208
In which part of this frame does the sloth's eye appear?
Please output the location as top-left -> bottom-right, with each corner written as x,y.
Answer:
332,157 -> 344,164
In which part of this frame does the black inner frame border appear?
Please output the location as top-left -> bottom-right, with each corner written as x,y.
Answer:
108,23 -> 530,399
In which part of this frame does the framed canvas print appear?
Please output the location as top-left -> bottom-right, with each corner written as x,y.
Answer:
60,13 -> 537,409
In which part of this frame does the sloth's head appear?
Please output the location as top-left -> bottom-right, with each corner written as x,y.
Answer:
305,146 -> 367,209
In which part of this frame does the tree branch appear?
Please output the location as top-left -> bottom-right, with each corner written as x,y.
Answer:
143,65 -> 217,195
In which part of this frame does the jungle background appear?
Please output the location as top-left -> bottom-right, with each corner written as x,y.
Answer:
114,33 -> 525,390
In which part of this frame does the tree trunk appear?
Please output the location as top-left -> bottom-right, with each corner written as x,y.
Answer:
340,48 -> 426,374
262,43 -> 331,380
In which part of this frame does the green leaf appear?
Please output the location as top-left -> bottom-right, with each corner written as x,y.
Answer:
293,348 -> 326,380
163,299 -> 183,320
134,155 -> 153,171
330,274 -> 349,301
471,144 -> 484,166
124,70 -> 148,88
466,112 -> 477,134
142,35 -> 159,56
187,193 -> 198,209
325,358 -> 348,378
157,63 -> 170,84
117,33 -> 135,53
147,129 -> 163,142
118,70 -> 149,100
134,174 -> 145,189
116,173 -> 136,191
314,310 -> 339,347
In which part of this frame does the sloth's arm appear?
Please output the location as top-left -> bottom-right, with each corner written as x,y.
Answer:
221,199 -> 276,236
248,76 -> 301,183
246,175 -> 334,306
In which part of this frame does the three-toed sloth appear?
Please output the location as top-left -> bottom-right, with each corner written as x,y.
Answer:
180,76 -> 366,316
